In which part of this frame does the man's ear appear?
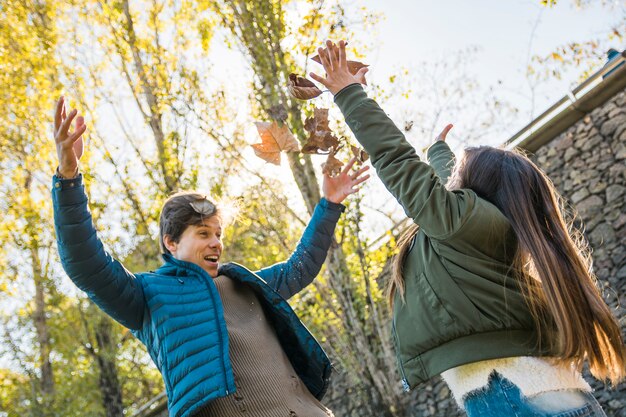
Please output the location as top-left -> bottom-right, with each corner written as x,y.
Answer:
163,234 -> 177,254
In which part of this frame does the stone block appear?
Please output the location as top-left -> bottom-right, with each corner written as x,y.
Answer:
606,184 -> 625,203
589,223 -> 616,246
580,134 -> 602,152
575,195 -> 604,219
599,115 -> 626,137
570,188 -> 590,204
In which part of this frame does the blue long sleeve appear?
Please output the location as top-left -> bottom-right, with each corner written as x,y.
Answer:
255,198 -> 345,299
52,175 -> 145,330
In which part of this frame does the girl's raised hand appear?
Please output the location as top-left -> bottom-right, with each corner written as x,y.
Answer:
322,157 -> 370,204
310,40 -> 369,95
435,124 -> 453,142
54,97 -> 86,178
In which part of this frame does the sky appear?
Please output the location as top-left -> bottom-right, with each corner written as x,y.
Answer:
219,0 -> 623,242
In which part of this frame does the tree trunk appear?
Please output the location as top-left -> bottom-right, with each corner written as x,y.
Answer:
94,314 -> 125,417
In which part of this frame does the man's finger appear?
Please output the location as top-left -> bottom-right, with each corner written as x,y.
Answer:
353,174 -> 370,186
60,109 -> 78,135
54,97 -> 64,132
353,165 -> 370,177
68,123 -> 87,143
73,136 -> 84,160
342,157 -> 357,175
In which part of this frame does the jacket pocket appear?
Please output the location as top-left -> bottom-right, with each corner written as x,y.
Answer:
415,272 -> 454,327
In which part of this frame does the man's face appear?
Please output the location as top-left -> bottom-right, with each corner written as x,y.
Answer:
164,216 -> 223,277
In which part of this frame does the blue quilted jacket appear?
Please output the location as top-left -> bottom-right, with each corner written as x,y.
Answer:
52,174 -> 344,417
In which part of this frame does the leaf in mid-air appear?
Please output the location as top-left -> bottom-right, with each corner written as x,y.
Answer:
252,121 -> 300,165
322,149 -> 344,177
302,108 -> 339,154
350,145 -> 369,163
287,74 -> 323,100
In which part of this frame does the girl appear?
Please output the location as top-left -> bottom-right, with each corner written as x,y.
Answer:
51,96 -> 369,417
311,40 -> 625,416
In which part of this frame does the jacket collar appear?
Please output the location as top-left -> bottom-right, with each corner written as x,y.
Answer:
156,254 -> 261,284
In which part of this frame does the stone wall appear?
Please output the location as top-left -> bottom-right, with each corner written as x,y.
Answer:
532,88 -> 626,417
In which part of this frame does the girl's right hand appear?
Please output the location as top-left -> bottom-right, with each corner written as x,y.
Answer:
309,40 -> 369,95
54,97 -> 86,178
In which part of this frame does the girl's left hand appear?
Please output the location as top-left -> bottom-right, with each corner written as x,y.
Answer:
310,40 -> 369,95
323,157 -> 370,204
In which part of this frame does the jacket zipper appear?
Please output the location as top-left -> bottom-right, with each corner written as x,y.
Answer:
392,317 -> 411,392
189,268 -> 230,396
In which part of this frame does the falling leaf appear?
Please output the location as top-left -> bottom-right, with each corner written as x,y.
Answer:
404,121 -> 414,132
287,74 -> 323,100
302,108 -> 340,154
350,145 -> 369,163
252,121 -> 300,165
267,104 -> 288,122
322,149 -> 344,177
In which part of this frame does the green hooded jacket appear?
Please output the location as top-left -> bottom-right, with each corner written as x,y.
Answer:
334,84 -> 550,390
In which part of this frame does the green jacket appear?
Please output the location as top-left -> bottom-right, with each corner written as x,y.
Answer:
334,84 -> 549,390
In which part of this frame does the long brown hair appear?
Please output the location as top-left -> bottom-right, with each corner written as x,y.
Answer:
390,145 -> 626,384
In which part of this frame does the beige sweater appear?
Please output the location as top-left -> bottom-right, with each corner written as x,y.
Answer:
195,276 -> 333,417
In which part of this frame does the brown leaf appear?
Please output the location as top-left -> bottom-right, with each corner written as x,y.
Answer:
302,108 -> 339,154
252,121 -> 300,165
304,108 -> 330,132
287,74 -> 323,100
322,150 -> 344,177
404,121 -> 414,132
350,145 -> 369,163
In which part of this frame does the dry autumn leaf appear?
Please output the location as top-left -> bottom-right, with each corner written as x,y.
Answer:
252,121 -> 300,165
287,74 -> 323,100
302,108 -> 339,154
350,145 -> 369,163
322,149 -> 344,177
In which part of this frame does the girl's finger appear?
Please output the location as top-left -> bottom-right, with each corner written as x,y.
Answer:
355,67 -> 369,85
327,40 -> 338,69
318,46 -> 332,72
309,72 -> 329,87
437,124 -> 454,141
338,40 -> 347,69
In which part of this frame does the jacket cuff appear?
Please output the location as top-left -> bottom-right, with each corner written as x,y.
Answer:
427,141 -> 452,160
52,174 -> 87,206
319,197 -> 346,213
334,84 -> 368,118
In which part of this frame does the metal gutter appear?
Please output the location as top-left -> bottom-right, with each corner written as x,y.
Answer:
130,391 -> 167,417
505,50 -> 626,152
